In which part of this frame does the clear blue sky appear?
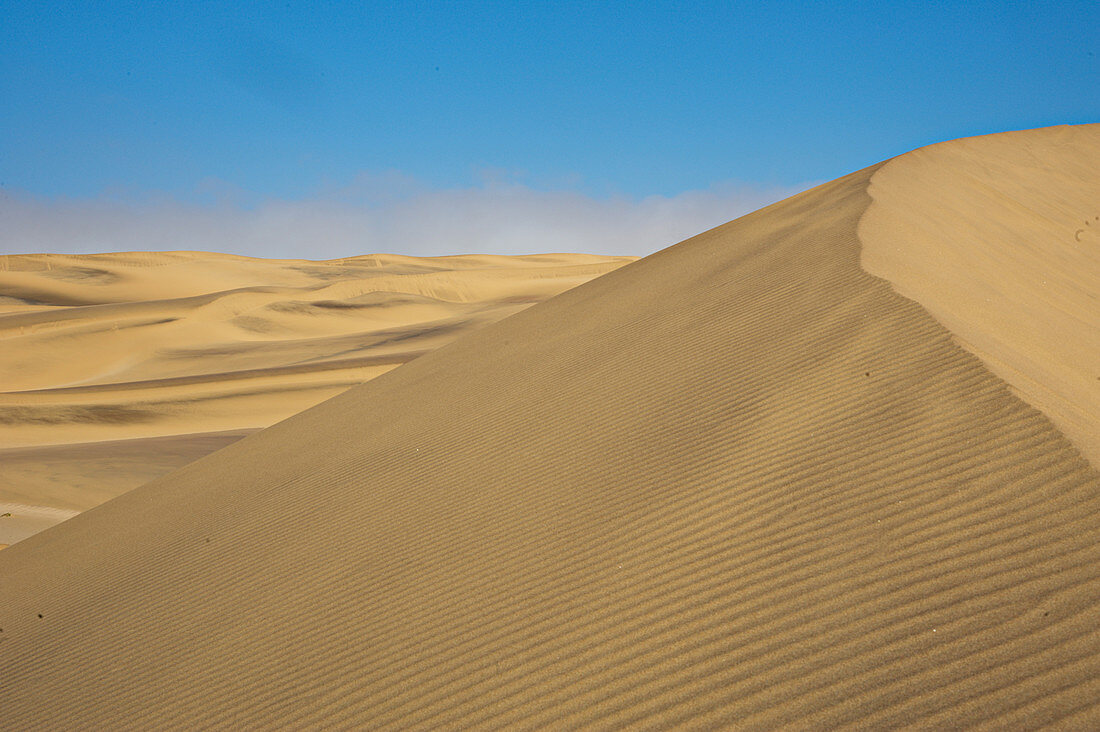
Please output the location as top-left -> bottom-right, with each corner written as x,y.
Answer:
1,1 -> 1097,257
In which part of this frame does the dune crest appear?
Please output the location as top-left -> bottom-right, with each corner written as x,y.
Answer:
1,127 -> 1098,727
860,124 -> 1100,465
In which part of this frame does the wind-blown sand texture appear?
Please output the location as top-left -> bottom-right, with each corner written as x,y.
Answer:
0,251 -> 633,543
1,125 -> 1098,728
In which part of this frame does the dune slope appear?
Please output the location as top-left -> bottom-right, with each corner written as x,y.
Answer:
0,251 -> 632,542
2,126 -> 1099,728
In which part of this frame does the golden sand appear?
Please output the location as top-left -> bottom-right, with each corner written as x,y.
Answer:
861,124 -> 1100,464
0,251 -> 632,536
0,125 -> 1097,728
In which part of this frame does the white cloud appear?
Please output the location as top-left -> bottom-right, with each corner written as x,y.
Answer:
0,176 -> 812,260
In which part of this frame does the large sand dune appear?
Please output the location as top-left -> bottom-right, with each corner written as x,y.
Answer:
0,251 -> 632,543
1,125 -> 1098,728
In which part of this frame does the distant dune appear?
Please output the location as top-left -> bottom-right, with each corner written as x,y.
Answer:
1,125 -> 1098,728
0,251 -> 634,543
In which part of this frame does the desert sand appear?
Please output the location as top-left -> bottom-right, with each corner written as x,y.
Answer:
861,124 -> 1100,465
0,251 -> 633,543
1,125 -> 1098,728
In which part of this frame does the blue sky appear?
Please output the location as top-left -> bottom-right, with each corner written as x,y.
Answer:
2,1 -> 1097,257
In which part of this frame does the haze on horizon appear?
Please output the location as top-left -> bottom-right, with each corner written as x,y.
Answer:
2,0 -> 1097,258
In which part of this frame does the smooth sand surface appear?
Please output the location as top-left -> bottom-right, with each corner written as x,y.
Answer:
0,430 -> 255,511
0,252 -> 632,533
1,126 -> 1098,728
0,503 -> 79,547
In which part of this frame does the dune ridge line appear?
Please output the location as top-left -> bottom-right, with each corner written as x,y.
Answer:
860,123 -> 1100,467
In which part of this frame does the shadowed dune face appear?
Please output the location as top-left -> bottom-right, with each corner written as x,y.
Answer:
1,126 -> 1098,728
0,251 -> 634,541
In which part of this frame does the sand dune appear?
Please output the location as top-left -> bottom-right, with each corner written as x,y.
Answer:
0,251 -> 632,542
1,125 -> 1098,728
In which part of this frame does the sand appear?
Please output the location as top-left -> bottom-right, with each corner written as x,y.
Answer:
0,503 -> 79,548
861,124 -> 1100,465
0,125 -> 1097,728
0,251 -> 633,540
